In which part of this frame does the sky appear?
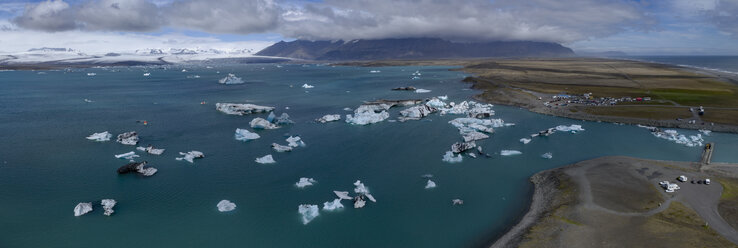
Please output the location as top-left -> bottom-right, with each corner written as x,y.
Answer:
0,0 -> 736,55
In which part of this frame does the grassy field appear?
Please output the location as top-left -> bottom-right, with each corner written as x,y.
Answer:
718,178 -> 738,230
575,106 -> 694,120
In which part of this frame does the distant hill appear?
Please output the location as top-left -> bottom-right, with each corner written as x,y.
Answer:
256,38 -> 574,60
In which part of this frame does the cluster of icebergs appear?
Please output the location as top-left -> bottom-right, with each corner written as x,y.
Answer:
297,180 -> 378,225
218,73 -> 244,85
74,199 -> 117,216
638,125 -> 705,147
216,103 -> 274,116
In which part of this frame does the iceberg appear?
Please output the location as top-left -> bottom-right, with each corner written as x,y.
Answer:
442,151 -> 463,163
116,131 -> 139,145
425,180 -> 437,189
354,197 -> 366,208
699,129 -> 712,136
555,124 -> 585,133
101,199 -> 116,216
426,97 -> 447,108
322,199 -> 344,211
176,151 -> 204,163
415,89 -> 431,93
541,152 -> 553,159
301,83 -> 315,89
501,150 -> 522,156
295,177 -> 316,188
215,103 -> 274,116
448,118 -> 500,142
217,200 -> 237,212
369,70 -> 381,73
334,191 -> 352,200
114,151 -> 139,160
399,104 -> 437,121
520,138 -> 532,144
87,73 -> 96,76
298,204 -> 320,224
250,118 -> 279,129
136,145 -> 165,155
117,161 -> 157,176
274,113 -> 294,125
218,73 -> 244,84
234,128 -> 260,141
452,199 -> 464,205
451,141 -> 476,154
316,114 -> 341,123
346,111 -> 390,125
286,136 -> 306,147
354,180 -> 376,203
86,131 -> 112,142
255,154 -> 276,164
272,143 -> 293,152
650,129 -> 704,147
74,202 -> 93,216
143,73 -> 150,76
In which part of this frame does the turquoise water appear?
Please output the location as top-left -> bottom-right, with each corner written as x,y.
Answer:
1,64 -> 738,247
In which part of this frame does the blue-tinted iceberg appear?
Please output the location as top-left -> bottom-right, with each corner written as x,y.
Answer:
298,204 -> 320,224
217,200 -> 237,212
425,180 -> 437,189
234,128 -> 260,141
322,199 -> 344,211
295,177 -> 316,188
74,202 -> 93,216
218,73 -> 244,84
255,154 -> 275,164
442,151 -> 463,163
316,114 -> 341,123
101,199 -> 116,216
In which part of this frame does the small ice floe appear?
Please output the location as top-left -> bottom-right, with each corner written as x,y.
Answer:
425,180 -> 437,189
343,107 -> 353,111
215,103 -> 274,116
287,136 -> 306,147
84,98 -> 94,103
520,138 -> 532,144
353,180 -> 377,207
555,124 -> 585,133
541,152 -> 553,159
116,131 -> 139,145
74,202 -> 93,216
467,152 -> 477,158
369,70 -> 381,73
217,200 -> 237,212
500,150 -> 522,156
421,174 -> 434,178
345,109 -> 390,125
415,88 -> 431,93
114,151 -> 139,160
182,69 -> 187,72
699,129 -> 712,136
250,118 -> 279,129
334,191 -> 352,200
442,151 -> 463,163
399,104 -> 436,121
234,128 -> 260,141
187,75 -> 201,79
272,143 -> 293,152
101,199 -> 116,216
298,204 -> 320,224
176,151 -> 204,163
255,154 -> 276,164
86,131 -> 112,142
295,177 -> 317,188
301,83 -> 315,89
452,199 -> 464,205
322,199 -> 344,211
136,145 -> 165,155
267,112 -> 294,125
218,73 -> 244,84
316,114 -> 341,123
117,161 -> 157,176
87,73 -> 96,76
143,73 -> 150,77
451,141 -> 476,154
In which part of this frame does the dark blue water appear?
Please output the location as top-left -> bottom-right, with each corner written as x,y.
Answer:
1,63 -> 737,247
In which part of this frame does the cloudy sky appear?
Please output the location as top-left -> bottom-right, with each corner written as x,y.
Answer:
0,0 -> 736,55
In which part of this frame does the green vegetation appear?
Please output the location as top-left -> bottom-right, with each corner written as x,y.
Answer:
576,106 -> 693,120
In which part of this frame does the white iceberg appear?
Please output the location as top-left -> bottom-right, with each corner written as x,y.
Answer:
442,151 -> 463,163
399,104 -> 436,121
415,88 -> 431,93
334,191 -> 352,200
250,118 -> 279,129
520,138 -> 532,144
369,70 -> 381,73
87,72 -> 96,76
650,129 -> 704,147
354,180 -> 376,203
346,111 -> 390,125
234,128 -> 260,141
295,177 -> 317,188
218,73 -> 244,84
138,166 -> 158,176
272,143 -> 293,152
298,204 -> 320,224
425,180 -> 437,189
322,199 -> 344,211
541,152 -> 553,159
354,198 -> 366,208
86,131 -> 112,142
136,145 -> 165,155
216,103 -> 274,116
269,112 -> 294,125
74,202 -> 93,216
316,114 -> 341,123
176,151 -> 204,163
426,97 -> 447,108
116,131 -> 139,145
501,150 -> 522,156
101,199 -> 116,216
286,136 -> 306,147
448,118 -> 500,142
143,73 -> 150,76
555,124 -> 585,133
255,154 -> 276,164
217,200 -> 237,212
301,83 -> 315,89
114,151 -> 139,160
699,129 -> 712,136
